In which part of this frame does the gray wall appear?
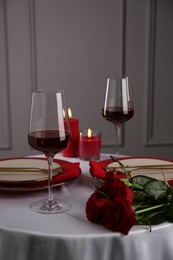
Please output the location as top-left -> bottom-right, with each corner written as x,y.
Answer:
0,0 -> 173,159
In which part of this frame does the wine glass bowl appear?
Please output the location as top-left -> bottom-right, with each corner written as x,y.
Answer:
102,77 -> 134,157
28,90 -> 71,214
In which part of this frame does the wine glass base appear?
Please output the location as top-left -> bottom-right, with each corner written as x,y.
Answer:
30,198 -> 71,214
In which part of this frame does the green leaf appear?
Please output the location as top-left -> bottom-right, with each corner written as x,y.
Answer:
131,175 -> 153,187
144,179 -> 170,201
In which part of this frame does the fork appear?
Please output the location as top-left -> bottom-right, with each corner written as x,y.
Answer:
111,164 -> 173,170
106,165 -> 173,179
0,166 -> 62,174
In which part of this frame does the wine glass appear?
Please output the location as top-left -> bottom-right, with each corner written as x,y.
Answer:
28,90 -> 71,214
102,77 -> 134,157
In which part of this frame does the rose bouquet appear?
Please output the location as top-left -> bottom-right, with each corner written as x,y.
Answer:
86,159 -> 173,235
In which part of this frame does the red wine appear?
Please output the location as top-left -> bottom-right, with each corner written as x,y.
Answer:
102,106 -> 134,124
28,130 -> 71,156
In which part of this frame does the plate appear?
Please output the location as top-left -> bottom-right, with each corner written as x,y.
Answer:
0,157 -> 81,192
107,157 -> 173,180
0,158 -> 60,183
90,157 -> 173,182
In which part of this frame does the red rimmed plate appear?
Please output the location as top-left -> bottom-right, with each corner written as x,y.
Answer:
0,157 -> 81,192
90,157 -> 173,184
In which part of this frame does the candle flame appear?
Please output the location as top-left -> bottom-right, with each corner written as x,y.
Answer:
88,128 -> 92,138
68,108 -> 72,119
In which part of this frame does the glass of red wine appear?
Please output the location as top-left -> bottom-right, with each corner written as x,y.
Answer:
102,77 -> 134,157
28,90 -> 71,214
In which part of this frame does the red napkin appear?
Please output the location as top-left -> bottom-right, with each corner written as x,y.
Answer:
90,160 -> 112,180
52,159 -> 81,184
89,159 -> 127,181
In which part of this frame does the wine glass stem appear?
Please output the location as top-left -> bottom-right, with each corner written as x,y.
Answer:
115,124 -> 121,158
48,156 -> 54,202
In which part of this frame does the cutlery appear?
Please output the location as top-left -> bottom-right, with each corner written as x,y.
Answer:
106,165 -> 173,178
108,164 -> 173,169
107,164 -> 173,170
0,166 -> 62,174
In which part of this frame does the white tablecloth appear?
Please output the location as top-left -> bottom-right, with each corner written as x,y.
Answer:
0,154 -> 173,260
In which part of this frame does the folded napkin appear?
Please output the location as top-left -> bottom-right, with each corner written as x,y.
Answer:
89,159 -> 126,181
52,159 -> 81,184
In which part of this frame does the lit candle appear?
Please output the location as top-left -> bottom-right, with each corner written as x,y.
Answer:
79,129 -> 101,160
62,108 -> 79,157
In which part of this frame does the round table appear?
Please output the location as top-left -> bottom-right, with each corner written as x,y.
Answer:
0,154 -> 173,260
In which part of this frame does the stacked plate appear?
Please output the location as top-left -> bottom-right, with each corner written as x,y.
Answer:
0,157 -> 81,192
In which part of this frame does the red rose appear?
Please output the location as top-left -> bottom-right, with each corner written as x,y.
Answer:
101,171 -> 114,193
105,170 -> 115,182
108,179 -> 128,199
109,179 -> 134,203
86,194 -> 107,222
125,186 -> 134,204
101,177 -> 134,203
101,197 -> 136,235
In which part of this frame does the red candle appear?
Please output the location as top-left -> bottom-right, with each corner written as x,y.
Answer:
79,129 -> 101,160
62,109 -> 79,157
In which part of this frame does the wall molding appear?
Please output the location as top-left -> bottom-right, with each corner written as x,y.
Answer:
144,0 -> 173,146
29,0 -> 37,92
144,0 -> 157,146
0,0 -> 11,149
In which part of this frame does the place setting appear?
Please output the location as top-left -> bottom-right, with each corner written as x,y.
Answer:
0,90 -> 82,215
0,157 -> 81,192
82,77 -> 173,235
0,86 -> 102,214
89,77 -> 173,184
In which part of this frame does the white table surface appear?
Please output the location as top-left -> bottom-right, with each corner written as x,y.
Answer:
0,154 -> 173,260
